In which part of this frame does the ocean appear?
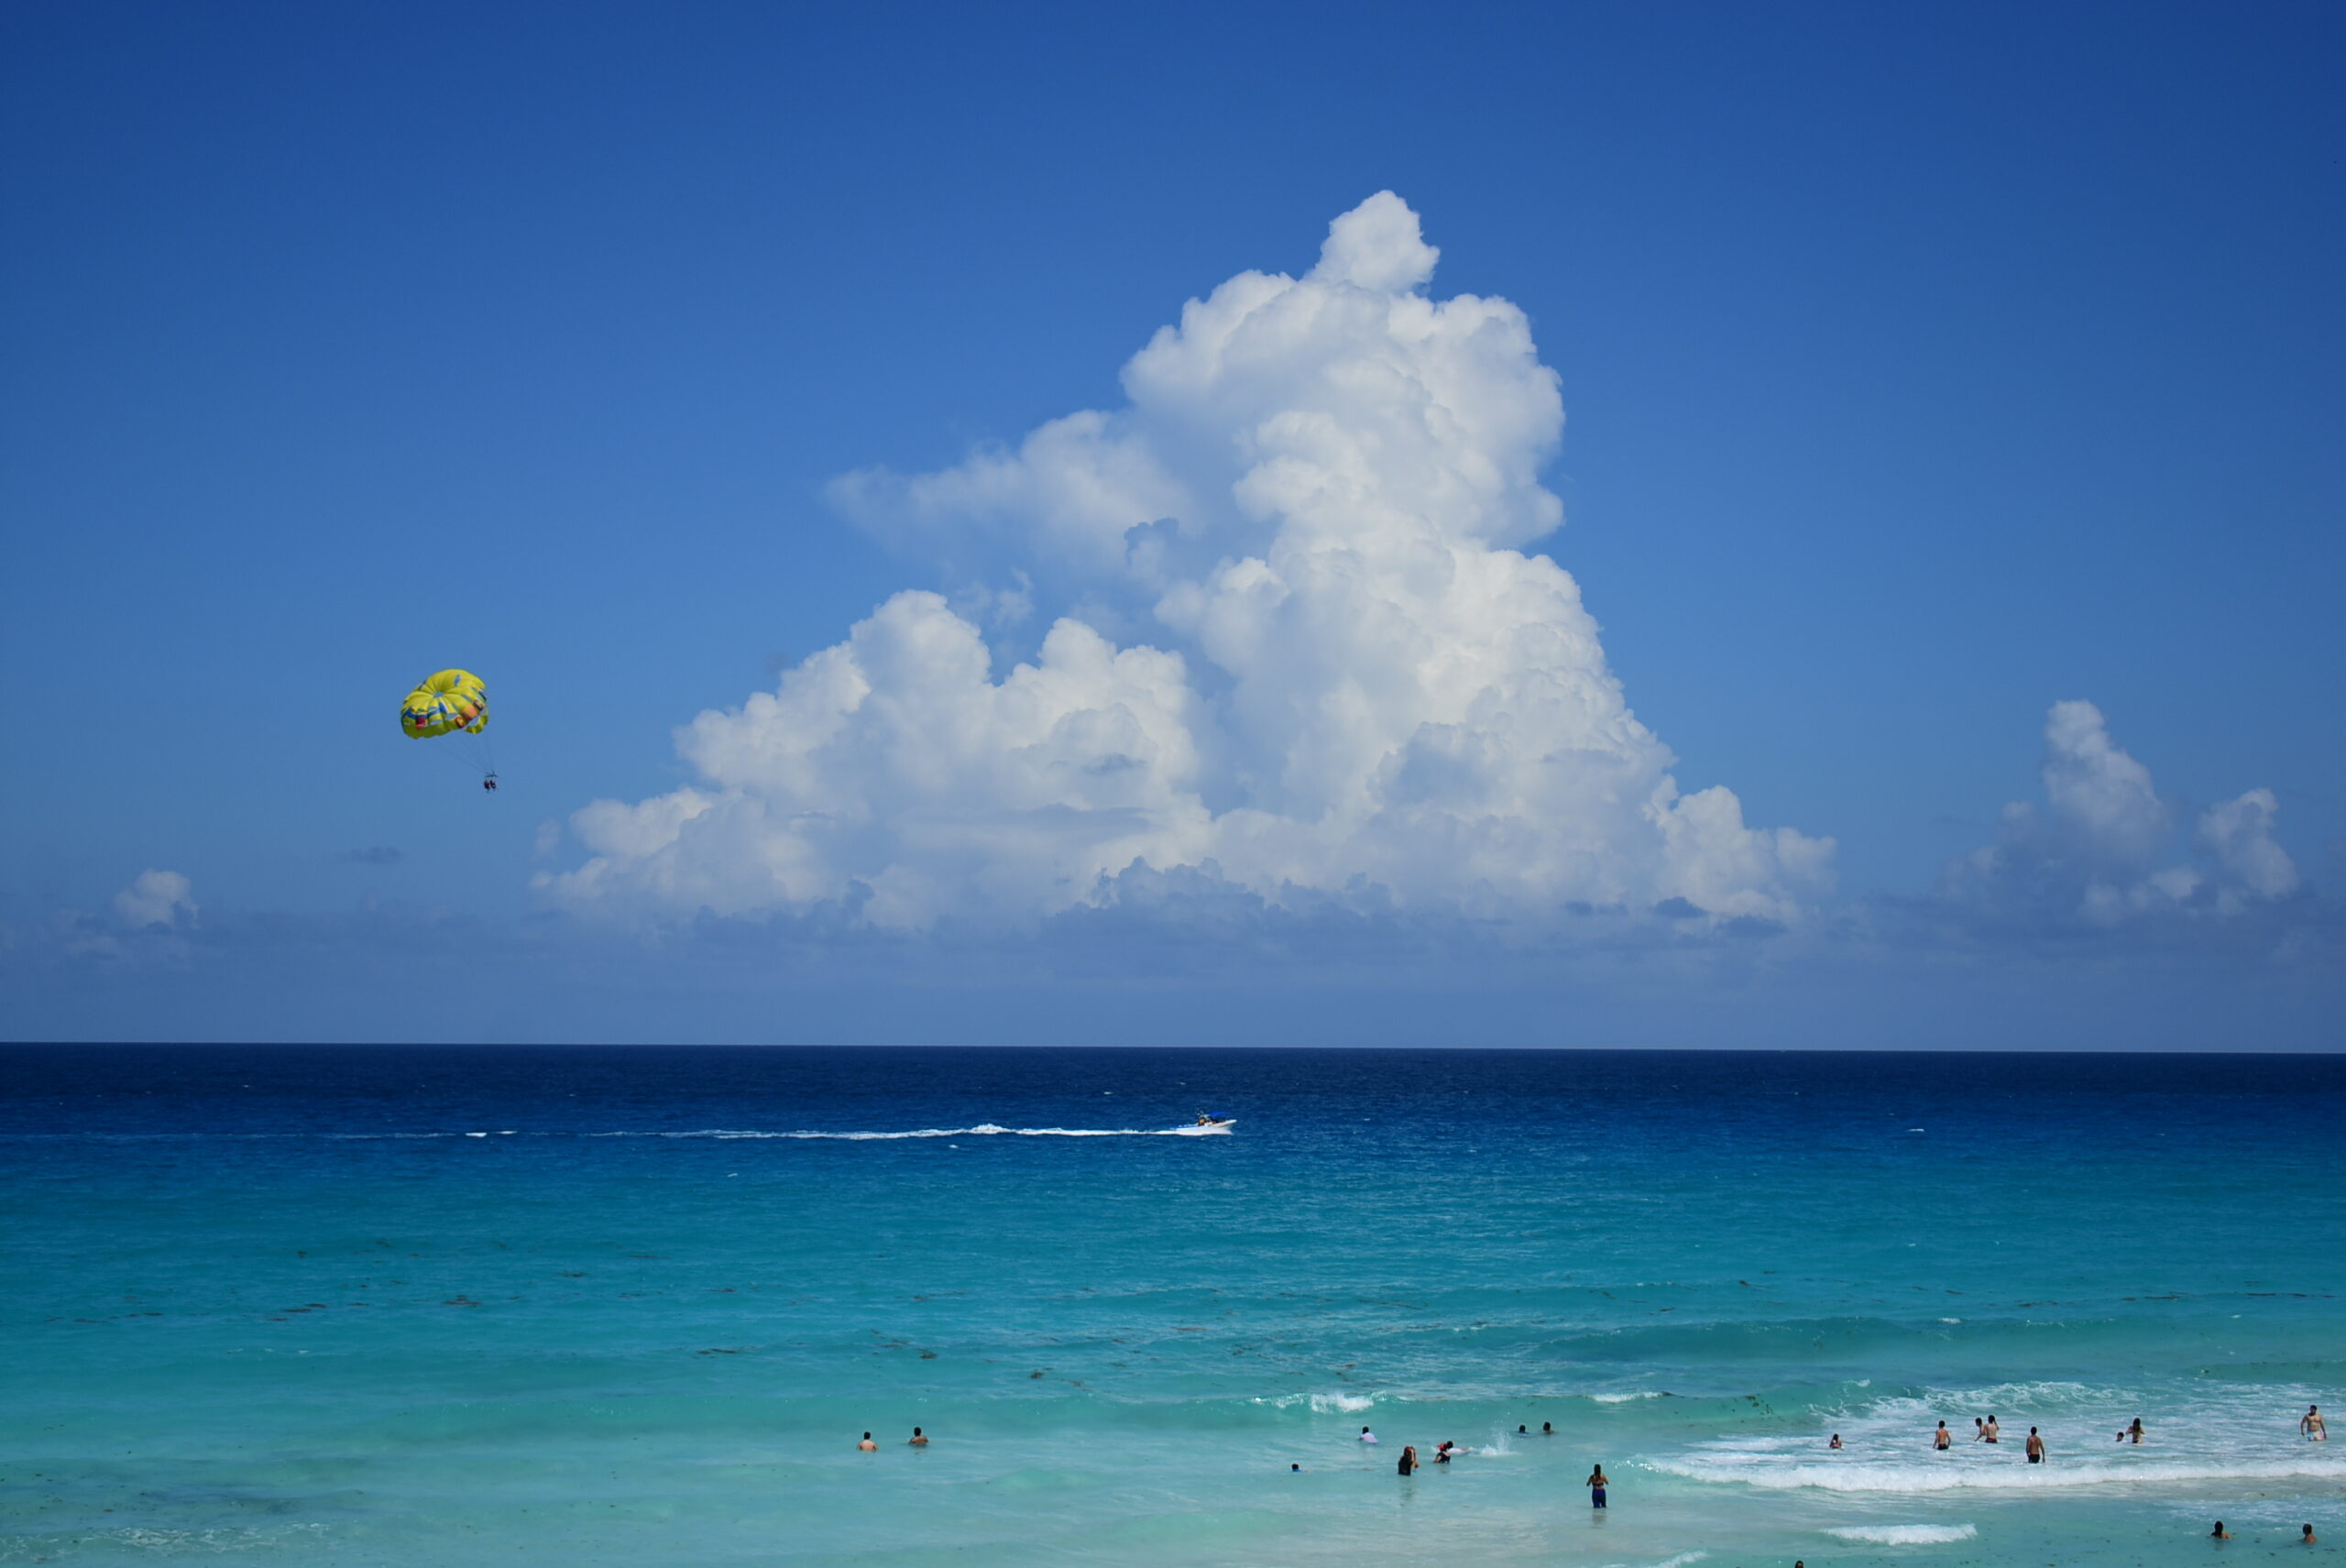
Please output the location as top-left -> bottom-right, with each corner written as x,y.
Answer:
1,1045 -> 2339,1565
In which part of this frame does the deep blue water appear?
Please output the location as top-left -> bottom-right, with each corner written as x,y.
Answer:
2,1047 -> 2341,1565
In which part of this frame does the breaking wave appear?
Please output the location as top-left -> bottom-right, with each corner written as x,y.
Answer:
1255,1391 -> 1379,1413
1825,1524 -> 1977,1544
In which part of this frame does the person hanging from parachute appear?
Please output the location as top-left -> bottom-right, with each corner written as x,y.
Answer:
400,668 -> 498,791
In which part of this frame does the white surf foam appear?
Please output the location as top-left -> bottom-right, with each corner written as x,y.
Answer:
1826,1524 -> 1977,1544
1659,1379 -> 2346,1495
1659,1453 -> 2346,1493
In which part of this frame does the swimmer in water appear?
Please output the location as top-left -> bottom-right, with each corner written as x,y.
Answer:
908,1426 -> 928,1446
1398,1445 -> 1419,1475
1433,1442 -> 1455,1464
1541,1421 -> 1553,1435
1358,1425 -> 1377,1443
2129,1418 -> 2144,1444
1934,1420 -> 1952,1450
1290,1463 -> 1301,1472
2302,1404 -> 2326,1442
857,1431 -> 877,1452
1586,1464 -> 1608,1508
2302,1524 -> 2318,1544
1518,1424 -> 1529,1434
1983,1414 -> 2001,1443
2212,1521 -> 2231,1540
1828,1433 -> 1842,1449
2026,1426 -> 2045,1463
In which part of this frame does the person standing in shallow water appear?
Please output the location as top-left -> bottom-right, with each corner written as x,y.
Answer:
2303,1404 -> 2326,1442
907,1427 -> 928,1446
1397,1445 -> 1419,1475
856,1432 -> 877,1452
2129,1418 -> 2145,1444
1934,1420 -> 1952,1450
1585,1464 -> 1608,1508
2026,1426 -> 2045,1464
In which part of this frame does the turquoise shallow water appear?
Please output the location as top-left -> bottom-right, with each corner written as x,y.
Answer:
1,1046 -> 2341,1565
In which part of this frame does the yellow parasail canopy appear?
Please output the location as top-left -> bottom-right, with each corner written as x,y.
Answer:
400,669 -> 488,739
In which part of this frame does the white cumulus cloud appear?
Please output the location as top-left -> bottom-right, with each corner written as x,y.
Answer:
1941,700 -> 2298,926
547,193 -> 1832,930
114,870 -> 197,930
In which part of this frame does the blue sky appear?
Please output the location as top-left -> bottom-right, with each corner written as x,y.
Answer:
4,1 -> 2340,1045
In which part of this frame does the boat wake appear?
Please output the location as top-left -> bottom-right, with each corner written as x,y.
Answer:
597,1123 -> 1233,1140
4,1124 -> 1236,1142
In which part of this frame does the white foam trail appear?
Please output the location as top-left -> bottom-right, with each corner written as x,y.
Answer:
0,1131 -> 483,1141
593,1124 -> 1229,1140
1826,1524 -> 1977,1544
19,1124 -> 1232,1143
